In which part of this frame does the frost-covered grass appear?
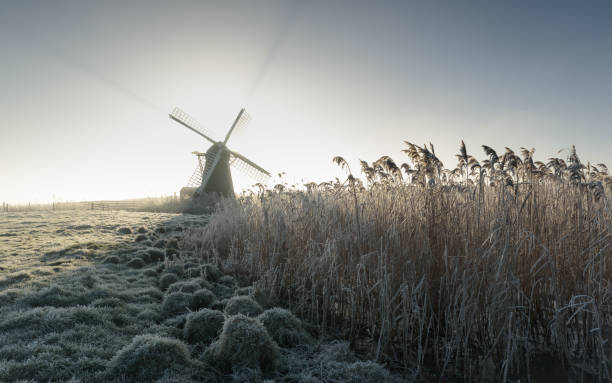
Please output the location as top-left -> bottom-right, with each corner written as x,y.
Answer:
184,143 -> 612,382
0,210 -> 403,382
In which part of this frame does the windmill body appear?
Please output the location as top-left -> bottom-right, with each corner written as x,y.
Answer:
169,107 -> 270,203
201,143 -> 233,196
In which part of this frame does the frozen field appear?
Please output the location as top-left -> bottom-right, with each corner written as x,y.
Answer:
0,210 -> 200,291
0,210 -> 399,382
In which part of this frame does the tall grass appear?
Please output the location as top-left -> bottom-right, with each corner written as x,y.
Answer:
185,142 -> 612,381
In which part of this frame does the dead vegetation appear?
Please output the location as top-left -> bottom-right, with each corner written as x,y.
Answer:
185,141 -> 612,381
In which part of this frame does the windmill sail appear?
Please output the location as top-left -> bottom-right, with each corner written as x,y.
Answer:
229,150 -> 271,184
223,108 -> 251,144
169,107 -> 217,144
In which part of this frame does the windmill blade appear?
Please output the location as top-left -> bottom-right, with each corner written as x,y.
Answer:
169,107 -> 217,145
223,108 -> 251,144
186,152 -> 207,187
196,147 -> 224,194
229,150 -> 271,184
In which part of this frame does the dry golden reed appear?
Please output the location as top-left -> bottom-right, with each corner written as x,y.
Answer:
185,142 -> 612,381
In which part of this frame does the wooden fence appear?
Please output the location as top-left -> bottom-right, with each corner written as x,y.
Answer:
89,200 -> 142,211
1,197 -> 180,213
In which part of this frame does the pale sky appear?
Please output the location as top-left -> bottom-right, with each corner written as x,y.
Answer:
1,1 -> 611,204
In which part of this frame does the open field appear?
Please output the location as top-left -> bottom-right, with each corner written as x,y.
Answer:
0,210 -> 404,382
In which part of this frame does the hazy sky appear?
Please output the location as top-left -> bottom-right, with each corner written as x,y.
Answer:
1,1 -> 611,203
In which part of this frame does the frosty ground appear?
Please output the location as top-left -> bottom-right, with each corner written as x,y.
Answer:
0,210 -> 404,382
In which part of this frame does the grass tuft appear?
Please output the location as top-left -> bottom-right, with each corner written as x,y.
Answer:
161,292 -> 192,318
102,255 -> 120,264
200,264 -> 222,282
204,314 -> 279,377
166,280 -> 202,294
224,295 -> 263,317
126,257 -> 145,269
183,308 -> 225,344
190,288 -> 217,310
258,308 -> 313,348
159,273 -> 179,291
107,334 -> 192,381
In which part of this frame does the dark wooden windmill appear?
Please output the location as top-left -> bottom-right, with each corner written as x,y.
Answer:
170,107 -> 270,199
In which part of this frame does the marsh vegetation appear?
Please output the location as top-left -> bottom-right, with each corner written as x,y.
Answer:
185,142 -> 612,382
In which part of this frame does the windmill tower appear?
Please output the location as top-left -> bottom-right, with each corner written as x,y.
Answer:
170,107 -> 270,200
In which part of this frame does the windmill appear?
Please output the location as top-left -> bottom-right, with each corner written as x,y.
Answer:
169,107 -> 271,199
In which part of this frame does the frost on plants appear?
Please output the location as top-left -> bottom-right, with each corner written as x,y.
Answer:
204,314 -> 279,377
183,308 -> 225,344
161,292 -> 192,317
224,295 -> 263,317
108,334 -> 192,381
258,307 -> 313,347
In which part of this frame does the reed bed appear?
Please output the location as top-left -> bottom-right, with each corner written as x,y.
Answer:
185,143 -> 612,381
